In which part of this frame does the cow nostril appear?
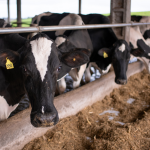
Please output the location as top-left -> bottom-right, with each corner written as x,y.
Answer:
36,117 -> 42,125
32,112 -> 58,127
117,79 -> 127,85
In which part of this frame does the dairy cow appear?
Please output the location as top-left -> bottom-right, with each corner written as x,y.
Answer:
30,13 -> 92,94
129,26 -> 150,73
131,15 -> 150,47
79,14 -> 150,83
31,12 -> 134,92
78,14 -> 132,84
0,19 -> 90,127
131,16 -> 150,35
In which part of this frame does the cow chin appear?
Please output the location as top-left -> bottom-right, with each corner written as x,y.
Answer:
30,111 -> 59,127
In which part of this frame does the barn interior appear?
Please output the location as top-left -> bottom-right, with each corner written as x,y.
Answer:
0,0 -> 150,150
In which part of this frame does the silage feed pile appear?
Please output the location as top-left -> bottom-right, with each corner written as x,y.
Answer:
23,70 -> 150,150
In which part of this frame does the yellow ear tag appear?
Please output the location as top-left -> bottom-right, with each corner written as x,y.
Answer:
103,52 -> 108,58
73,58 -> 76,61
6,58 -> 14,69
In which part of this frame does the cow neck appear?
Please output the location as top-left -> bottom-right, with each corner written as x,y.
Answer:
0,65 -> 25,106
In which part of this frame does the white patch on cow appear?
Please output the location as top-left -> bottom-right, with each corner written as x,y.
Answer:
55,14 -> 83,36
0,96 -> 18,121
57,77 -> 66,94
72,64 -> 87,88
55,37 -> 66,46
130,27 -> 146,48
148,53 -> 150,56
137,57 -> 150,74
139,16 -> 150,35
42,106 -> 44,114
30,37 -> 53,81
118,44 -> 125,52
101,64 -> 111,75
69,68 -> 79,81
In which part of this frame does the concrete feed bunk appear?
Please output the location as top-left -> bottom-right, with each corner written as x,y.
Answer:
0,61 -> 145,150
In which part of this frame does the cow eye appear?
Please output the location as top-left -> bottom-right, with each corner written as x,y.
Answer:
21,66 -> 29,76
57,66 -> 62,72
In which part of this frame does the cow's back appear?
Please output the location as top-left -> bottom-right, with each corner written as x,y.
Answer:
79,14 -> 118,66
37,13 -> 69,40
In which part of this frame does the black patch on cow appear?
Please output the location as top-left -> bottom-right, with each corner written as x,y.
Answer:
131,39 -> 150,59
38,13 -> 70,40
0,19 -> 5,27
143,30 -> 150,40
129,42 -> 134,49
131,15 -> 143,22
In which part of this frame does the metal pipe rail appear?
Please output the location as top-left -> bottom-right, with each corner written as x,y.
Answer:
0,22 -> 150,34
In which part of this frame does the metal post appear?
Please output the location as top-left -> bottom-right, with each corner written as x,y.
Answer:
79,0 -> 81,14
7,0 -> 10,23
110,0 -> 131,43
17,0 -> 21,27
124,0 -> 131,43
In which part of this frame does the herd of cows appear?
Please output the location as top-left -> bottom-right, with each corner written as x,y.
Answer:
0,12 -> 150,127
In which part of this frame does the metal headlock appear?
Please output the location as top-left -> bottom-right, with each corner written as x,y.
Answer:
0,22 -> 150,34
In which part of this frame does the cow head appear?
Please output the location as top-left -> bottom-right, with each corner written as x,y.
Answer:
55,35 -> 91,80
0,33 -> 89,127
98,40 -> 130,85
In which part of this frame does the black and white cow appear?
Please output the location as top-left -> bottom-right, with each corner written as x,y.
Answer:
129,26 -> 150,73
31,12 -> 133,89
131,16 -> 150,35
78,14 -> 132,84
79,14 -> 150,83
0,19 -> 90,127
143,29 -> 150,46
131,15 -> 150,47
30,13 -> 93,94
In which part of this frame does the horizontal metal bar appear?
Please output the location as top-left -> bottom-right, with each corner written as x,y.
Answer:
0,22 -> 150,34
0,27 -> 39,34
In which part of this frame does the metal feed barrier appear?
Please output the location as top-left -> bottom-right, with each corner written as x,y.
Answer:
0,22 -> 150,34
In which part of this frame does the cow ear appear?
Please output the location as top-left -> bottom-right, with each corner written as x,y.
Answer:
98,48 -> 111,58
0,49 -> 20,69
61,48 -> 90,68
130,48 -> 145,57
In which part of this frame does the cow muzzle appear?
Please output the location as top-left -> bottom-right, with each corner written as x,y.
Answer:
116,79 -> 127,85
31,112 -> 59,127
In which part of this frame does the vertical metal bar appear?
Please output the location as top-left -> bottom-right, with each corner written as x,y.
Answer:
17,0 -> 21,27
79,0 -> 81,14
110,0 -> 124,39
110,0 -> 131,43
124,0 -> 131,43
7,0 -> 10,23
